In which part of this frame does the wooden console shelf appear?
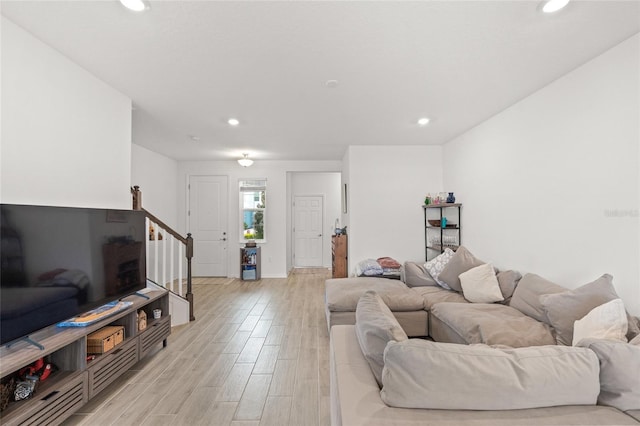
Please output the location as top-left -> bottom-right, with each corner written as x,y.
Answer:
0,289 -> 170,426
332,235 -> 348,278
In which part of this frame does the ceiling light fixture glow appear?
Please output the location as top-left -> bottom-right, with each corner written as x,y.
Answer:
120,0 -> 146,12
542,0 -> 570,13
417,117 -> 431,126
228,118 -> 240,126
238,153 -> 254,167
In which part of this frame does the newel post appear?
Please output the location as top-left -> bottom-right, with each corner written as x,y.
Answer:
186,233 -> 195,321
131,185 -> 142,210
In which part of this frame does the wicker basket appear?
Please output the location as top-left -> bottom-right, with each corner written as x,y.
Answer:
1,377 -> 15,412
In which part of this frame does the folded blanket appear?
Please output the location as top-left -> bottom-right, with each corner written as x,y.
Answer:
377,257 -> 402,269
356,259 -> 384,277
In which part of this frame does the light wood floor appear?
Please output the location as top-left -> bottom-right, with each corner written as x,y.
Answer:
63,269 -> 332,426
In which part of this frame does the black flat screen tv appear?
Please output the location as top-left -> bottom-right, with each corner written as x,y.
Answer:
0,204 -> 147,346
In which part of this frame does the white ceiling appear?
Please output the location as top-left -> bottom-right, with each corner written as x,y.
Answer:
2,1 -> 639,162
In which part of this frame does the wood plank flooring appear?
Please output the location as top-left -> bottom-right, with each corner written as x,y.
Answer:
62,269 -> 331,426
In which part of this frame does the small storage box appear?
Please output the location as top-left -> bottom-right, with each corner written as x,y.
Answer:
87,326 -> 125,354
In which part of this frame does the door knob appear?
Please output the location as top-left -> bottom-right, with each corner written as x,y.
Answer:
318,234 -> 322,237
222,237 -> 227,241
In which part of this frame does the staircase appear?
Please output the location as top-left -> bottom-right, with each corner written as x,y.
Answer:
132,186 -> 194,326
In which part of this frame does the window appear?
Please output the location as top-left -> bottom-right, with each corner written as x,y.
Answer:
239,179 -> 266,242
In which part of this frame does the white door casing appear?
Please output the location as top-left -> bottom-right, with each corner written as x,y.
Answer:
188,175 -> 228,277
293,195 -> 323,267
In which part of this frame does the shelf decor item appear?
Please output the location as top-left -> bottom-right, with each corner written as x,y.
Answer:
446,192 -> 456,203
137,310 -> 147,331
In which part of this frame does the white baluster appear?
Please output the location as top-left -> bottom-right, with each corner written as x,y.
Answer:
169,234 -> 175,293
153,221 -> 159,283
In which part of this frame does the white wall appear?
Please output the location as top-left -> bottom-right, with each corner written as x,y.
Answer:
1,17 -> 132,209
344,145 -> 443,274
131,143 -> 179,228
177,160 -> 341,278
444,34 -> 640,315
290,172 -> 342,269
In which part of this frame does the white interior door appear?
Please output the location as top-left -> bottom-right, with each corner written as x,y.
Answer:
188,175 -> 228,277
294,195 -> 323,267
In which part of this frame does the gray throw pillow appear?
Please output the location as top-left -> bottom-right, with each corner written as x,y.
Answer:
437,246 -> 485,292
577,338 -> 640,411
496,270 -> 522,303
510,273 -> 566,323
627,314 -> 640,341
355,290 -> 408,387
381,339 -> 599,410
540,274 -> 619,346
403,261 -> 438,287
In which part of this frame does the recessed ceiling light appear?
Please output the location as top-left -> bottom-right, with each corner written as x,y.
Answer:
188,135 -> 200,142
542,0 -> 570,13
120,0 -> 146,12
228,118 -> 240,126
325,80 -> 338,88
417,117 -> 431,126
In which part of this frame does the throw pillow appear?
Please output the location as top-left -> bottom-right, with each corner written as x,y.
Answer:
403,261 -> 439,287
424,248 -> 455,290
437,246 -> 485,292
355,290 -> 408,387
577,338 -> 640,411
496,270 -> 522,303
540,274 -> 619,346
509,273 -> 567,323
459,263 -> 504,303
572,299 -> 628,346
627,313 -> 640,341
380,339 -> 599,410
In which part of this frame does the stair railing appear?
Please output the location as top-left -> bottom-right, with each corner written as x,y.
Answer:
132,185 -> 195,321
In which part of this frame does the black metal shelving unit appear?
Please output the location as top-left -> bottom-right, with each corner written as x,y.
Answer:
423,203 -> 462,261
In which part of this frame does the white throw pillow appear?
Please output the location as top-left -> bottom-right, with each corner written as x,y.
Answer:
459,263 -> 504,303
424,248 -> 455,290
572,299 -> 628,346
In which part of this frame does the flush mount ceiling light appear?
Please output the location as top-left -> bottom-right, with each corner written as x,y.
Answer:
417,117 -> 431,126
228,118 -> 240,126
542,0 -> 570,13
238,153 -> 254,167
120,0 -> 146,12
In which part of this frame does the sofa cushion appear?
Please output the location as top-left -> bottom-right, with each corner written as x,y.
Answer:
424,248 -> 455,289
410,285 -> 468,310
437,246 -> 485,292
497,269 -> 522,303
572,299 -> 628,346
380,339 -> 599,410
540,274 -> 619,346
355,291 -> 408,386
577,338 -> 640,411
459,263 -> 504,303
510,273 -> 566,323
429,302 -> 556,347
402,261 -> 438,287
325,277 -> 425,312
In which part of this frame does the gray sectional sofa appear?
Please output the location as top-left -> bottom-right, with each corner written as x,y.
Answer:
325,246 -> 640,425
